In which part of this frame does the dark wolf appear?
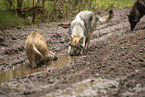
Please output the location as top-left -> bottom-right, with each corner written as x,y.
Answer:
128,0 -> 145,31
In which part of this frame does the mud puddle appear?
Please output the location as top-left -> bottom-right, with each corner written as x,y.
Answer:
0,51 -> 79,84
44,77 -> 119,97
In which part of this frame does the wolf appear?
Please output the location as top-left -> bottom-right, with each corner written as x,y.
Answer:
128,0 -> 145,31
25,31 -> 57,68
68,10 -> 114,56
68,11 -> 96,56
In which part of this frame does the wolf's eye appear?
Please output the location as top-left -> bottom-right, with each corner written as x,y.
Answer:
69,42 -> 73,46
69,43 -> 75,47
69,43 -> 71,46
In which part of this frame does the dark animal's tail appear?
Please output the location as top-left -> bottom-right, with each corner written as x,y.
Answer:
109,10 -> 113,14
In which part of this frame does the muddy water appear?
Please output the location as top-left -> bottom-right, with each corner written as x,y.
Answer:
44,77 -> 118,97
0,51 -> 79,84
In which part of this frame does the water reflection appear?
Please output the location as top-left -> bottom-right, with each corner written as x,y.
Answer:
0,51 -> 79,84
47,51 -> 78,69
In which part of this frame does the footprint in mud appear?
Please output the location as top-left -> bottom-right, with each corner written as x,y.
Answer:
4,46 -> 25,55
44,77 -> 118,97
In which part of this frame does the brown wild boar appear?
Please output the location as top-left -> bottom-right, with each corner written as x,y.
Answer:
128,0 -> 145,31
25,31 -> 57,68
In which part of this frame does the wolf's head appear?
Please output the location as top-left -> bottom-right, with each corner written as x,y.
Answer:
68,36 -> 85,56
127,14 -> 139,31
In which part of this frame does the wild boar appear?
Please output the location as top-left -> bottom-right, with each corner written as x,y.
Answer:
25,31 -> 57,68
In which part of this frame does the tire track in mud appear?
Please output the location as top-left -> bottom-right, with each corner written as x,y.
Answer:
0,8 -> 145,97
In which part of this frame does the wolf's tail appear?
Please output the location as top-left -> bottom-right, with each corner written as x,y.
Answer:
98,10 -> 114,24
32,43 -> 44,58
109,10 -> 113,14
95,15 -> 101,22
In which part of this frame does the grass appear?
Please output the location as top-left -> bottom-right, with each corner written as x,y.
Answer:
0,0 -> 136,30
0,11 -> 24,30
93,0 -> 136,10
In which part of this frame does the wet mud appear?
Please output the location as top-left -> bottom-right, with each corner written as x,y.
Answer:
0,51 -> 79,84
0,8 -> 145,97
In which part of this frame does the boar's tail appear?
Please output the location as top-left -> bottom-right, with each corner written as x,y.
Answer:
32,44 -> 44,58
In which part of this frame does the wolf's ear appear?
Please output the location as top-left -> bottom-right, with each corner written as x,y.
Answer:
127,15 -> 130,18
80,37 -> 85,47
79,37 -> 84,43
127,14 -> 134,18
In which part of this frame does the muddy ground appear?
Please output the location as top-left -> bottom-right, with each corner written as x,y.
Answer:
0,8 -> 145,97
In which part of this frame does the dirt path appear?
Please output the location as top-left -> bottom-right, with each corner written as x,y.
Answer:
0,8 -> 145,97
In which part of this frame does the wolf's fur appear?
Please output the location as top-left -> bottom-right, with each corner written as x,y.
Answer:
98,10 -> 114,24
128,0 -> 145,31
68,11 -> 96,56
25,31 -> 57,68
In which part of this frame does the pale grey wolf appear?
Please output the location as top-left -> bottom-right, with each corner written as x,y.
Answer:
68,11 -> 96,56
68,10 -> 114,56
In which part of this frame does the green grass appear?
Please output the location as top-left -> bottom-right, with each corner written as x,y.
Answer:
0,11 -> 24,30
0,0 -> 136,30
93,0 -> 136,10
